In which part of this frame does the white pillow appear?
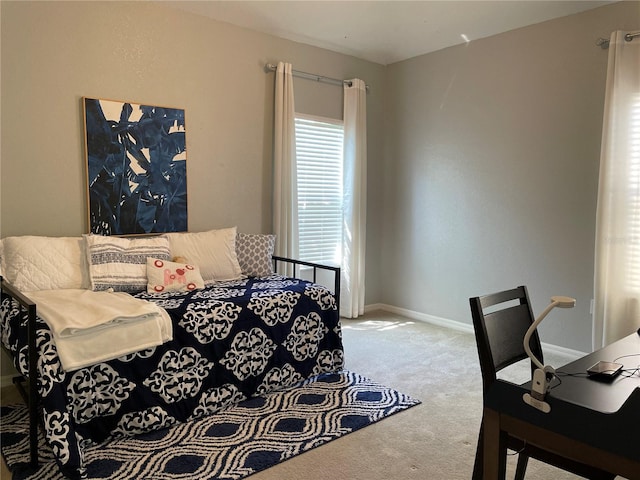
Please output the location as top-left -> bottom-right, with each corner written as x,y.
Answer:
1,236 -> 90,292
85,234 -> 171,293
164,227 -> 242,282
147,257 -> 204,293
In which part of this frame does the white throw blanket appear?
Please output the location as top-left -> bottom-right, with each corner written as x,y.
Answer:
29,289 -> 172,371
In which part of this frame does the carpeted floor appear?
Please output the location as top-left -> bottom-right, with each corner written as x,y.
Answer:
1,310 -> 605,479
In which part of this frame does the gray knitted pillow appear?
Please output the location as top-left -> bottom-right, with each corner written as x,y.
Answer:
236,233 -> 276,277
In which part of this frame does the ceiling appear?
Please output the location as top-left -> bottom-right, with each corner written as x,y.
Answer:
164,1 -> 613,65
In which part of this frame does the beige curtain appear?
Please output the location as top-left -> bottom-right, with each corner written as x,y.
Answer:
593,31 -> 640,349
341,79 -> 367,318
272,62 -> 299,267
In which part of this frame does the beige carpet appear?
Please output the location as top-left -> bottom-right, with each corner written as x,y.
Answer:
1,310 -> 603,479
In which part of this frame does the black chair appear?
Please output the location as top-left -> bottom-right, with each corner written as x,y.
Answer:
470,286 -> 614,480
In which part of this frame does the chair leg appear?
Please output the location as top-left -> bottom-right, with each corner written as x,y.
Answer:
514,453 -> 529,480
472,425 -> 483,480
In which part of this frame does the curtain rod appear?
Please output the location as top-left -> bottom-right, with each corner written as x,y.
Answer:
596,31 -> 640,49
264,63 -> 369,92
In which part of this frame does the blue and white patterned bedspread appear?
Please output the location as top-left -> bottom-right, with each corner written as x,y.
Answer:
1,274 -> 344,479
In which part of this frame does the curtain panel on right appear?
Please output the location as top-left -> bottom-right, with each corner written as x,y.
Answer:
341,79 -> 367,318
593,31 -> 640,349
272,61 -> 299,269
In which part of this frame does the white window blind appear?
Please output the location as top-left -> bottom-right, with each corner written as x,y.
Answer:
294,114 -> 344,265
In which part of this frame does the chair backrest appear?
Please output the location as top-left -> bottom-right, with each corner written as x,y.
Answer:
469,286 -> 543,397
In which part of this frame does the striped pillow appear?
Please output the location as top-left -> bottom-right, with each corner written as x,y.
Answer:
85,235 -> 171,293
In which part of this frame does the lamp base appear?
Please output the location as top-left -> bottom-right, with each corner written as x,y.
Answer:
523,392 -> 551,413
522,366 -> 554,413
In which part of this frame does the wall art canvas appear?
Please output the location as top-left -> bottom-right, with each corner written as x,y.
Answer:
83,97 -> 188,235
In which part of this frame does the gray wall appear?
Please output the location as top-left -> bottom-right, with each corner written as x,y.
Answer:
382,1 -> 640,352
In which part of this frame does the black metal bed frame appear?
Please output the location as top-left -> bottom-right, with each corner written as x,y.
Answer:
0,257 -> 341,470
271,256 -> 341,315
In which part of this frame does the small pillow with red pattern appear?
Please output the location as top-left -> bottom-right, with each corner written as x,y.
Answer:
146,257 -> 204,293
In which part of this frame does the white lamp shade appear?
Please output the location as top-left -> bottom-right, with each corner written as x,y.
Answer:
551,296 -> 576,308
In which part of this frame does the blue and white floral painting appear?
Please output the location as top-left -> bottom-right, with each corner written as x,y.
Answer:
84,97 -> 188,235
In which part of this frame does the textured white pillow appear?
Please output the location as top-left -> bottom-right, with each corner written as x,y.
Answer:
85,234 -> 171,293
1,236 -> 90,292
164,227 -> 242,282
236,233 -> 275,277
147,257 -> 204,293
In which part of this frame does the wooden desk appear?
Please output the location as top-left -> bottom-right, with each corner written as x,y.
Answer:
483,333 -> 640,480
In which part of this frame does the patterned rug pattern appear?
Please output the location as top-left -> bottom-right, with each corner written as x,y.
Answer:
1,371 -> 420,480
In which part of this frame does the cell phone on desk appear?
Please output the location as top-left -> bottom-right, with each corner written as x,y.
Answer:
586,361 -> 623,379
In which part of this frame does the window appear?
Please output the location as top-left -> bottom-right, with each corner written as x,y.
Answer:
294,114 -> 344,265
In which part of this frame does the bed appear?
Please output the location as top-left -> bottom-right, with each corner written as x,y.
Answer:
0,229 -> 344,479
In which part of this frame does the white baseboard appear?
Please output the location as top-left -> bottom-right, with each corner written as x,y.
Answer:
364,303 -> 586,362
365,302 -> 474,333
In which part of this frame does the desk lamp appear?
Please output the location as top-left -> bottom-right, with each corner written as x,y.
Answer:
523,295 -> 576,413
